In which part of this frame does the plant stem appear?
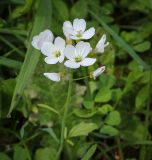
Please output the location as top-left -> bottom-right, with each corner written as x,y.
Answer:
56,70 -> 73,159
116,136 -> 124,160
73,75 -> 90,81
139,70 -> 152,160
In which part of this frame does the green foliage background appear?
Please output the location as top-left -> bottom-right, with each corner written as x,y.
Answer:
0,0 -> 152,160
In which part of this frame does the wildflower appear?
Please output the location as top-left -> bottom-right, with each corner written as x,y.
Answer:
92,66 -> 105,80
43,72 -> 60,82
41,37 -> 65,64
95,34 -> 109,53
64,41 -> 96,69
31,29 -> 54,50
63,18 -> 95,40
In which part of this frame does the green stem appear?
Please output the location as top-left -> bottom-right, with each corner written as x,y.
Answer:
56,70 -> 73,159
116,136 -> 124,160
73,75 -> 90,81
139,70 -> 152,160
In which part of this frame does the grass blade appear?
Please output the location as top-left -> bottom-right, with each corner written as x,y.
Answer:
7,0 -> 52,116
0,56 -> 22,69
89,10 -> 150,70
0,35 -> 25,57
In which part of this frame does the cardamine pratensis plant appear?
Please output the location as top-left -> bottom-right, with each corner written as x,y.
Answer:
31,18 -> 109,159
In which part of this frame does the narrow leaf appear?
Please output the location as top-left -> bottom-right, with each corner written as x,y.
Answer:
8,0 -> 52,116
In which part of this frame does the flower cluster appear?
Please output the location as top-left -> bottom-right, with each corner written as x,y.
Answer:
32,18 -> 109,82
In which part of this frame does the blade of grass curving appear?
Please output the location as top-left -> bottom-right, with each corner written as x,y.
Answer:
0,56 -> 22,69
0,28 -> 28,36
0,35 -> 25,57
89,10 -> 150,70
7,0 -> 52,117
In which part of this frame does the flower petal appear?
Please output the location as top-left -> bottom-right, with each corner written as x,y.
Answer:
58,54 -> 64,63
76,41 -> 92,58
81,58 -> 96,66
64,45 -> 75,60
31,36 -> 39,49
96,34 -> 109,53
37,29 -> 54,49
64,60 -> 80,69
54,37 -> 65,51
44,73 -> 60,82
73,19 -> 86,32
63,21 -> 74,38
44,57 -> 58,64
92,66 -> 106,80
31,29 -> 54,50
41,42 -> 55,56
82,27 -> 95,39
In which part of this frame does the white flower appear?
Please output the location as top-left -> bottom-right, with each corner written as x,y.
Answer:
95,34 -> 109,53
92,66 -> 106,80
31,29 -> 54,50
63,18 -> 95,40
41,37 -> 65,64
64,41 -> 96,69
44,73 -> 60,82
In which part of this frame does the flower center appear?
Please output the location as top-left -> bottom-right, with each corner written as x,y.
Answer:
76,30 -> 82,38
53,51 -> 61,57
75,56 -> 81,62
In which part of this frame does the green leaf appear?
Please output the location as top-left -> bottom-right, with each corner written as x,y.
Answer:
135,85 -> 149,110
52,0 -> 69,21
134,41 -> 151,52
105,111 -> 121,126
83,99 -> 94,109
111,88 -> 122,101
0,56 -> 22,70
20,121 -> 29,138
95,87 -> 112,102
41,128 -> 59,143
71,0 -> 87,18
89,81 -> 98,95
99,74 -> 116,88
89,10 -> 150,70
13,145 -> 31,160
8,0 -> 52,116
100,125 -> 119,136
0,153 -> 11,160
82,144 -> 97,160
11,0 -> 34,19
97,104 -> 113,115
68,122 -> 98,138
73,108 -> 96,118
34,147 -> 57,160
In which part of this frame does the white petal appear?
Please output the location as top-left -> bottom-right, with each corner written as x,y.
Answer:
76,41 -> 92,58
82,27 -> 95,39
81,58 -> 96,66
96,34 -> 109,53
44,73 -> 60,82
92,66 -> 106,80
54,37 -> 65,51
58,54 -> 64,63
64,45 -> 76,60
31,29 -> 54,50
70,35 -> 81,40
73,19 -> 86,32
41,42 -> 55,56
31,36 -> 39,49
63,21 -> 74,38
37,29 -> 54,49
44,57 -> 58,64
39,29 -> 54,42
64,60 -> 80,69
